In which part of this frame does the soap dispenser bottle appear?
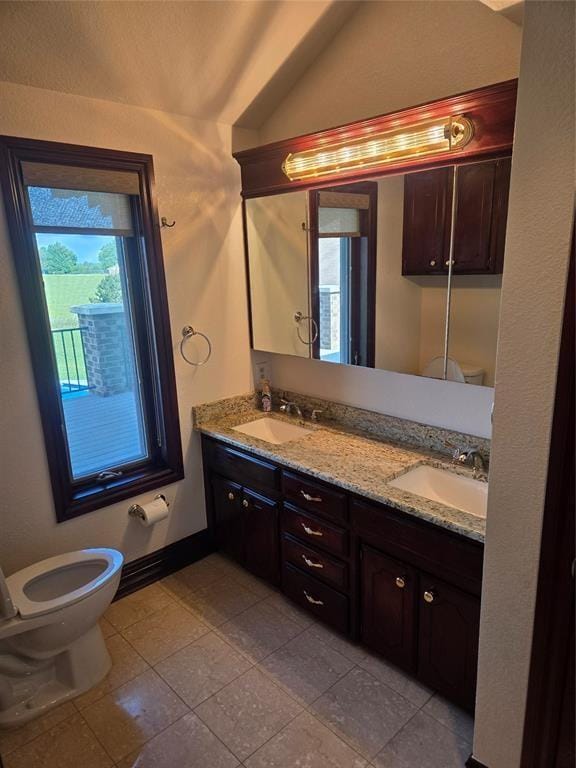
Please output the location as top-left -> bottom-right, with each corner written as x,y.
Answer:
260,378 -> 272,413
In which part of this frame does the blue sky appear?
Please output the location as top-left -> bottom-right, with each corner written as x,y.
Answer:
35,233 -> 115,263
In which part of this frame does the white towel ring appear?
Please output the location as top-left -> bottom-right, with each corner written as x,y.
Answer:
180,326 -> 212,366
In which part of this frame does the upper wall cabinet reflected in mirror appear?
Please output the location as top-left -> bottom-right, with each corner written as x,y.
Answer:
245,158 -> 510,387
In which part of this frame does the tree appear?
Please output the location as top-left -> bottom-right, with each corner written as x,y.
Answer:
98,242 -> 118,271
39,242 -> 78,274
90,274 -> 122,303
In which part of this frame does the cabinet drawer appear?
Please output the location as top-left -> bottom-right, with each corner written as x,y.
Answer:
206,440 -> 280,494
282,533 -> 348,591
283,471 -> 347,522
282,504 -> 348,558
352,500 -> 483,594
282,563 -> 349,634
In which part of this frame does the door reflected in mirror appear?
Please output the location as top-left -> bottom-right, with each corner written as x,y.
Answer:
244,158 -> 510,388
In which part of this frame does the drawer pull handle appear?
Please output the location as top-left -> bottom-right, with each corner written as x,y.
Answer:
227,492 -> 235,501
303,590 -> 324,606
301,490 -> 323,503
423,590 -> 435,603
302,555 -> 324,569
301,523 -> 323,537
242,499 -> 249,508
395,576 -> 406,589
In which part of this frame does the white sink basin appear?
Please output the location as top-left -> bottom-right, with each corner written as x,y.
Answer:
388,465 -> 488,518
232,417 -> 313,445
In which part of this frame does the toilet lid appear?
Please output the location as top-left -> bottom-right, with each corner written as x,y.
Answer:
5,548 -> 123,619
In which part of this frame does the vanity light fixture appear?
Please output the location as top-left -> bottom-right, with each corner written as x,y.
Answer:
282,116 -> 474,181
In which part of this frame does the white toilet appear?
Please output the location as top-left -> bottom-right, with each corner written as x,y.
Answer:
422,356 -> 485,386
0,548 -> 123,728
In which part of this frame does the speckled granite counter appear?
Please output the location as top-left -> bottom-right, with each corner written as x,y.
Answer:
194,399 -> 487,544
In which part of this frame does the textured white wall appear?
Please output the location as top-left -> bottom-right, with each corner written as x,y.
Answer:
253,0 -> 521,437
473,2 -> 575,765
0,82 -> 252,574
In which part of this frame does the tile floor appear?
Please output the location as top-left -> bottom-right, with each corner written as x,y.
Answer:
0,553 -> 474,768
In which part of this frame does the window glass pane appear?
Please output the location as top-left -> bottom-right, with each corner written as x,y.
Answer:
319,237 -> 349,363
28,187 -> 134,232
33,224 -> 149,480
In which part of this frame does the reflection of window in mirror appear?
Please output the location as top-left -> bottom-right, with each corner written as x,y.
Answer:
309,183 -> 378,367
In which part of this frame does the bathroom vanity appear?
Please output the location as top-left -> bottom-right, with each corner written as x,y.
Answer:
198,404 -> 485,712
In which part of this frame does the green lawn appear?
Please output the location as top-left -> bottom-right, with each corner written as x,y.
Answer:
44,273 -> 103,385
44,273 -> 103,329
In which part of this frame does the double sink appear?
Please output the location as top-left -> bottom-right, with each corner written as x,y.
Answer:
232,416 -> 487,519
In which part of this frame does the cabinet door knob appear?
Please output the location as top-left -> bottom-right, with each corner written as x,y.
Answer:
429,259 -> 436,267
242,499 -> 249,508
395,576 -> 406,589
302,554 -> 324,569
445,259 -> 455,266
301,523 -> 323,537
303,590 -> 324,606
423,590 -> 435,603
301,490 -> 323,503
227,492 -> 235,501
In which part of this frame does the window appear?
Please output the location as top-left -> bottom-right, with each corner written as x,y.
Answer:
0,137 -> 183,521
309,183 -> 378,367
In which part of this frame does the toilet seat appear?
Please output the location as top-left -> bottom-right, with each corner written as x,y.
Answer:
5,549 -> 123,619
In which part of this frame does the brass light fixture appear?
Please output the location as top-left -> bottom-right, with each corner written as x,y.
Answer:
282,116 -> 474,181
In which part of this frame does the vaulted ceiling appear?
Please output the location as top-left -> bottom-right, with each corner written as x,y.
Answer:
0,0 -> 357,127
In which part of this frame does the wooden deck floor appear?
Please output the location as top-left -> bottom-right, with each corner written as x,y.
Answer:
62,390 -> 147,478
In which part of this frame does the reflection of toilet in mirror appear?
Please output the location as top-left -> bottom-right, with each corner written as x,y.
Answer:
422,356 -> 485,386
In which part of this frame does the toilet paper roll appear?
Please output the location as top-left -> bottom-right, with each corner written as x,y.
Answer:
130,495 -> 169,527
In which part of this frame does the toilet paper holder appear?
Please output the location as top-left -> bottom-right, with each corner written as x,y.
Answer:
128,494 -> 169,523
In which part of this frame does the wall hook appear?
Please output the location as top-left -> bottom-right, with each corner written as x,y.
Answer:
161,216 -> 176,228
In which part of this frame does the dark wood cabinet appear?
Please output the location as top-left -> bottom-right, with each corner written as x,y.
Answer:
212,475 -> 244,564
243,488 -> 279,584
361,545 -> 417,672
210,472 -> 279,584
402,167 -> 452,275
202,434 -> 483,712
402,157 -> 511,276
417,574 -> 480,710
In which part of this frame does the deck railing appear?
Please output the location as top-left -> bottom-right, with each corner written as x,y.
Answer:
51,327 -> 90,394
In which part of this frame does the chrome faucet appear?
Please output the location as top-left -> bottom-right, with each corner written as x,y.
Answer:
279,398 -> 303,420
452,447 -> 487,478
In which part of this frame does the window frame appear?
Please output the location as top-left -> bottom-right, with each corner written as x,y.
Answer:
0,136 -> 184,522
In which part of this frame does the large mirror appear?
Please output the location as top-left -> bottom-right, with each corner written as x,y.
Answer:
245,157 -> 510,387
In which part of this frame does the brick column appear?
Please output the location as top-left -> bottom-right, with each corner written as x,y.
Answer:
71,304 -> 135,396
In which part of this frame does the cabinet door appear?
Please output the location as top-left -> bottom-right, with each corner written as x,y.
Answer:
402,167 -> 452,275
360,545 -> 417,672
243,489 -> 279,585
418,574 -> 480,711
212,475 -> 244,563
452,159 -> 512,274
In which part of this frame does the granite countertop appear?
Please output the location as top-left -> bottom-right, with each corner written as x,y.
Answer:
195,407 -> 486,543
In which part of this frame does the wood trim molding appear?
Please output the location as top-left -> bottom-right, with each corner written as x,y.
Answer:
115,528 -> 214,600
234,80 -> 517,198
466,757 -> 489,768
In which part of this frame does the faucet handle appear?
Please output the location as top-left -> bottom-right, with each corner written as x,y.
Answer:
311,409 -> 323,422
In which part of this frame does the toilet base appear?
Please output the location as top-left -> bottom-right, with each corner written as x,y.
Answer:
0,624 -> 111,729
